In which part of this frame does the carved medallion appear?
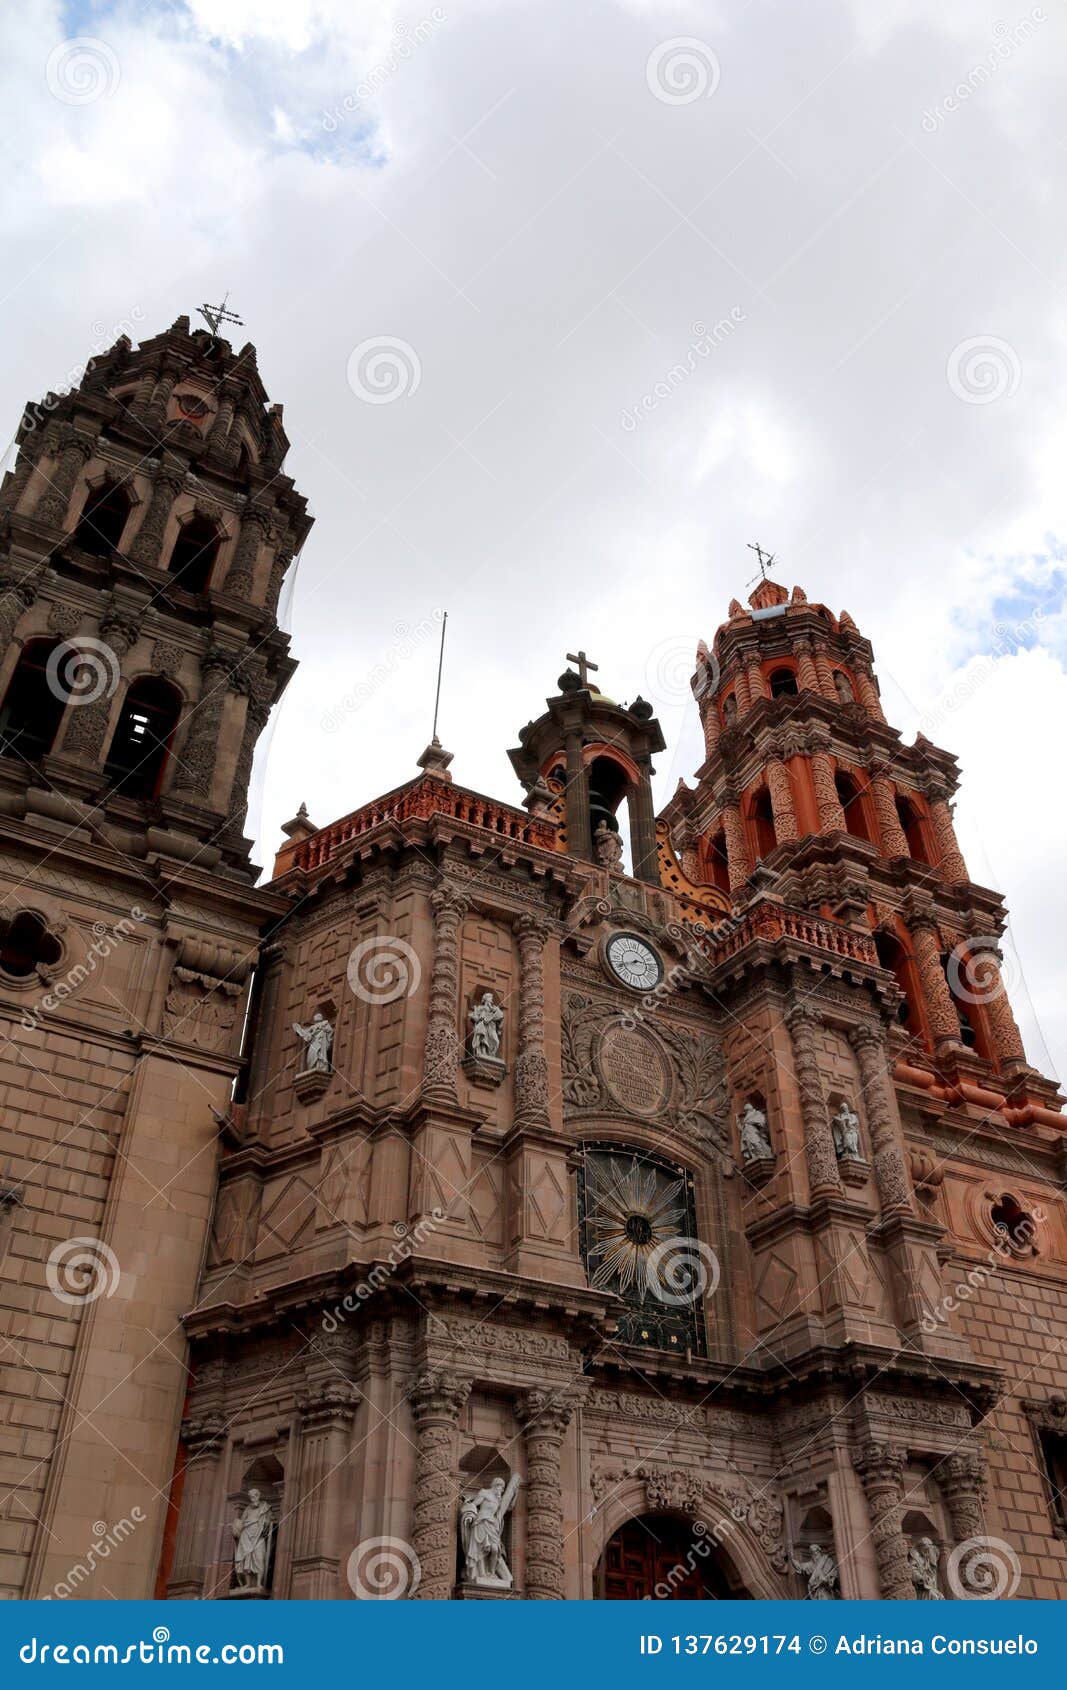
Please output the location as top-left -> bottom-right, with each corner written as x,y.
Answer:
597,1023 -> 671,1116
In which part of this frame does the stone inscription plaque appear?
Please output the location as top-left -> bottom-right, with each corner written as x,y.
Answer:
597,1024 -> 671,1116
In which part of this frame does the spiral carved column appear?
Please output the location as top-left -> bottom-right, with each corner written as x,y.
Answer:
924,784 -> 968,883
964,938 -> 1026,1067
0,571 -> 38,653
766,759 -> 798,843
905,913 -> 963,1047
785,1004 -> 842,1198
939,1450 -> 987,1579
810,747 -> 847,834
847,1023 -> 912,1214
224,505 -> 271,599
720,784 -> 751,893
853,1443 -> 912,1599
35,427 -> 92,529
130,462 -> 185,567
513,915 -> 551,1128
408,1371 -> 470,1600
855,664 -> 887,722
517,1389 -> 578,1599
422,889 -> 468,1104
867,760 -> 910,856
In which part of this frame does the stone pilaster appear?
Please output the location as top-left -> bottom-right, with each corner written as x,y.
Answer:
35,426 -> 93,529
408,1371 -> 470,1600
167,1412 -> 227,1599
853,1442 -> 912,1599
130,461 -> 186,568
516,1389 -> 578,1600
422,889 -> 468,1104
627,757 -> 660,884
563,729 -> 591,860
513,915 -> 551,1129
847,1023 -> 912,1214
785,1004 -> 842,1198
289,1373 -> 360,1599
170,647 -> 235,803
223,505 -> 271,599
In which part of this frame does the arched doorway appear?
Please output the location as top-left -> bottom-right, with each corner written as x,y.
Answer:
596,1514 -> 738,1600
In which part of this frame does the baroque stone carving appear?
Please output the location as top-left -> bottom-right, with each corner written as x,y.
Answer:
909,1536 -> 943,1599
592,1462 -> 788,1574
459,1473 -> 521,1588
293,1010 -> 333,1073
830,1100 -> 861,1159
792,1543 -> 840,1599
231,1489 -> 275,1593
738,1101 -> 773,1162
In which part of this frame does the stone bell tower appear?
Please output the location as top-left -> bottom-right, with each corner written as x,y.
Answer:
0,315 -> 311,1597
508,649 -> 666,883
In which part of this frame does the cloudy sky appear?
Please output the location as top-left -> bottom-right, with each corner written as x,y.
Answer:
2,0 -> 1064,1077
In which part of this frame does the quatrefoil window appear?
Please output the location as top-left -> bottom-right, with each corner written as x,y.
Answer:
0,910 -> 64,983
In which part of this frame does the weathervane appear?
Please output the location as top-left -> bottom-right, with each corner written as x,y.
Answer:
746,540 -> 777,586
198,293 -> 244,336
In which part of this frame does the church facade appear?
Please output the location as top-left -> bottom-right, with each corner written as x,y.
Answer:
1,321 -> 1066,1603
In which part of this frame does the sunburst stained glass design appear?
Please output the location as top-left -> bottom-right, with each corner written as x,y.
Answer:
577,1144 -> 707,1354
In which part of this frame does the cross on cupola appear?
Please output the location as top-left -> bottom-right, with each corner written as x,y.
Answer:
746,540 -> 777,586
198,294 -> 244,336
566,649 -> 598,689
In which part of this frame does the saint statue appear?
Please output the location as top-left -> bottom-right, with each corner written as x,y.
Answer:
833,670 -> 855,704
830,1100 -> 861,1159
594,820 -> 624,870
469,992 -> 504,1061
909,1536 -> 943,1599
791,1542 -> 840,1600
737,1101 -> 773,1163
232,1488 -> 275,1590
723,694 -> 738,726
459,1473 -> 521,1588
293,1009 -> 333,1074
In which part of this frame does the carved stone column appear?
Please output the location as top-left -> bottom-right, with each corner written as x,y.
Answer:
924,782 -> 969,883
809,742 -> 847,834
35,426 -> 93,529
720,783 -> 751,893
225,669 -> 274,833
939,1449 -> 987,1564
513,915 -> 551,1129
265,546 -> 294,619
795,638 -> 820,694
745,658 -> 767,707
167,1412 -> 227,1598
627,756 -> 660,884
766,759 -> 798,844
847,1023 -> 912,1214
171,646 -> 235,803
408,1371 -> 470,1600
811,644 -> 837,699
516,1389 -> 578,1599
0,569 -> 38,652
854,664 -> 887,722
58,601 -> 141,763
145,363 -> 180,435
130,461 -> 186,568
208,382 -> 239,459
964,937 -> 1026,1067
224,505 -> 271,599
785,1004 -> 842,1198
904,913 -> 963,1048
422,889 -> 468,1104
853,1443 -> 912,1599
563,729 -> 591,860
867,760 -> 910,856
289,1372 -> 360,1599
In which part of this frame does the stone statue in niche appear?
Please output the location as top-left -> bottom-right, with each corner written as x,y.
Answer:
594,820 -> 624,870
830,1100 -> 861,1159
909,1537 -> 943,1599
834,671 -> 855,704
737,1101 -> 773,1163
469,992 -> 504,1061
723,694 -> 738,725
459,1473 -> 521,1588
791,1542 -> 840,1599
293,1009 -> 333,1074
231,1488 -> 275,1592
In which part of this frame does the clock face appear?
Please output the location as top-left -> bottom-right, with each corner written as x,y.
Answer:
605,932 -> 663,992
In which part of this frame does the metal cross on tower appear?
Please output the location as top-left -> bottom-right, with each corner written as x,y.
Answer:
198,294 -> 244,336
746,540 -> 777,585
566,649 -> 599,688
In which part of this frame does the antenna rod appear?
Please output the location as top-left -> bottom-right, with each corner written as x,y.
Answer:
431,611 -> 448,740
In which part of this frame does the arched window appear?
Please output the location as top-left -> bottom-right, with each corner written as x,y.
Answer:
0,638 -> 66,762
896,793 -> 932,863
704,828 -> 730,894
103,676 -> 181,799
72,479 -> 132,556
874,928 -> 923,1036
749,787 -> 776,859
167,515 -> 221,593
834,769 -> 875,842
769,666 -> 798,698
